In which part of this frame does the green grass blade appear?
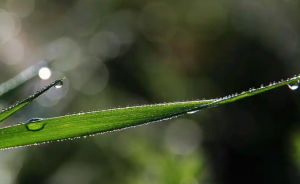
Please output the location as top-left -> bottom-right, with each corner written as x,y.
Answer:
0,78 -> 65,123
0,76 -> 299,149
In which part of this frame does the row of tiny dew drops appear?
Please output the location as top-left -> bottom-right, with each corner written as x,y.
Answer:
188,76 -> 300,115
25,77 -> 300,129
221,76 -> 299,100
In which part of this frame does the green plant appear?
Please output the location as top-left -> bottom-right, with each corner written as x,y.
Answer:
0,76 -> 299,150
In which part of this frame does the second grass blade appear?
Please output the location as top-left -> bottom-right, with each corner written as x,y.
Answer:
0,78 -> 65,123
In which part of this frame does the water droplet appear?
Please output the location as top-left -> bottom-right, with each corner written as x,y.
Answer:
187,110 -> 199,114
25,118 -> 45,131
288,81 -> 299,90
55,81 -> 63,89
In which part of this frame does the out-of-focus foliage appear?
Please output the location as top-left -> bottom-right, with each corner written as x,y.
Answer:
1,0 -> 300,183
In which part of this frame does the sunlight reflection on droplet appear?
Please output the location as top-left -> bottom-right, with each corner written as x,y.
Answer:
38,67 -> 51,80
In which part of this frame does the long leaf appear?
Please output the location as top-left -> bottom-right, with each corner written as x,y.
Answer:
0,76 -> 299,149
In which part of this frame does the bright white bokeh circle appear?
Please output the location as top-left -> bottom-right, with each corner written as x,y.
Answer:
38,67 -> 51,80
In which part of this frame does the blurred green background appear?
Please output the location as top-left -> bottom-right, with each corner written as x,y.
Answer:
1,0 -> 300,183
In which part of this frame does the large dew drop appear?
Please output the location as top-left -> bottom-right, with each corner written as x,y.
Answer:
288,81 -> 299,90
55,81 -> 63,89
25,118 -> 45,131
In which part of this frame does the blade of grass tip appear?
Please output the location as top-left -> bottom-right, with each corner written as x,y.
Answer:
0,78 -> 65,123
212,76 -> 300,106
0,60 -> 52,98
0,75 -> 298,150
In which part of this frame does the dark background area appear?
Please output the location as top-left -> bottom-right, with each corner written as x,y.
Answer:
0,0 -> 300,183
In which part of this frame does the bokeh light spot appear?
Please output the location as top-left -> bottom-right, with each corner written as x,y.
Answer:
7,0 -> 35,18
89,31 -> 120,59
0,9 -> 15,44
38,67 -> 51,80
165,119 -> 202,155
0,38 -> 24,65
45,37 -> 81,71
71,59 -> 109,95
